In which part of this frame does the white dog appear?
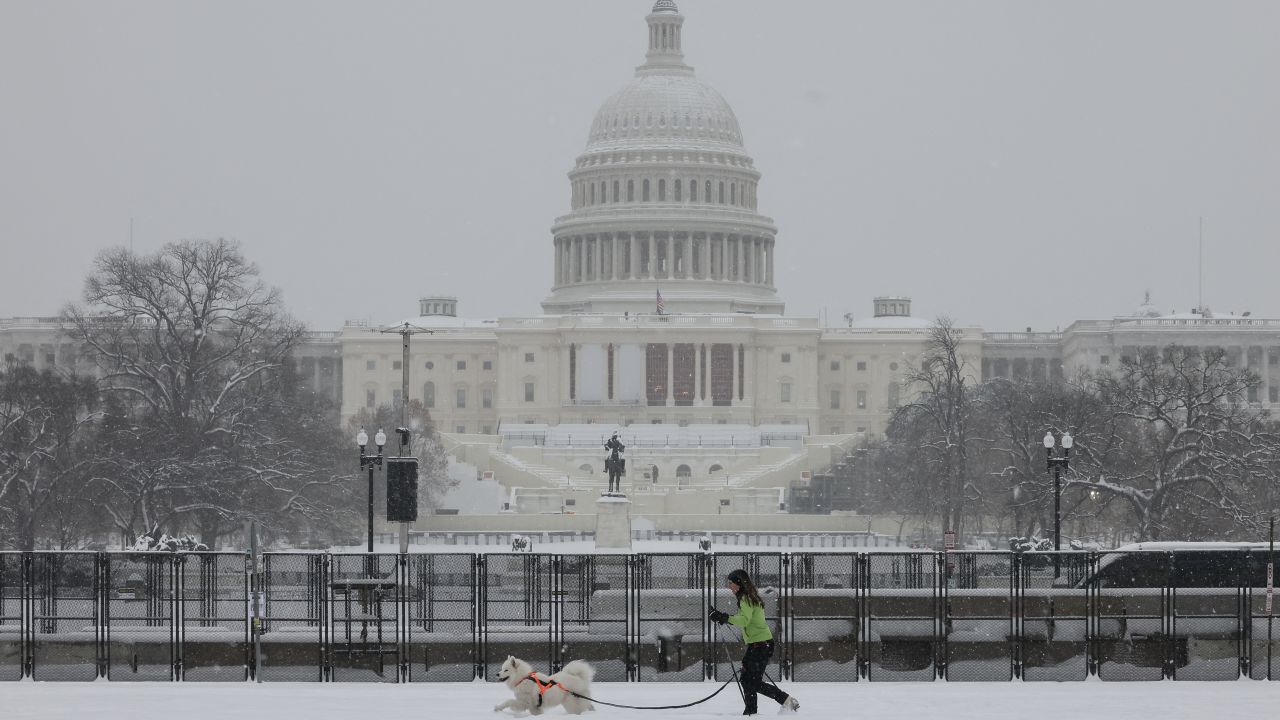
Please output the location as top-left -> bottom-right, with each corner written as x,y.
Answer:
493,655 -> 596,715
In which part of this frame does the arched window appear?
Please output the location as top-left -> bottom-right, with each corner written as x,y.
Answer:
601,181 -> 607,204
613,181 -> 620,203
579,464 -> 594,474
704,180 -> 712,203
627,180 -> 635,201
643,179 -> 650,201
423,381 -> 435,409
674,179 -> 682,201
590,183 -> 595,205
690,180 -> 697,202
719,182 -> 725,204
731,183 -> 736,205
658,179 -> 666,201
708,464 -> 724,474
676,464 -> 692,478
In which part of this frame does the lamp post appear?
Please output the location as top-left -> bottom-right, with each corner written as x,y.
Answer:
1043,430 -> 1073,577
357,426 -> 386,553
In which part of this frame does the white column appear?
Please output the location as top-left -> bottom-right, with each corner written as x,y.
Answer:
666,343 -> 674,405
629,233 -> 639,281
553,238 -> 561,286
766,239 -> 774,287
694,343 -> 702,406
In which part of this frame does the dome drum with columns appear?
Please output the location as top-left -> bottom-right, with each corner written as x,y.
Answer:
543,1 -> 783,316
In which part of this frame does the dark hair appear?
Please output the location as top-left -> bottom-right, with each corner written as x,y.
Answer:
727,569 -> 764,608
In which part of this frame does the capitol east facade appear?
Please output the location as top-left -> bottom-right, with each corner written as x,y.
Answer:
3,2 -> 1278,523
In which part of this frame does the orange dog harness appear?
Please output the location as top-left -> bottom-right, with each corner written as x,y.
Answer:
521,672 -> 567,707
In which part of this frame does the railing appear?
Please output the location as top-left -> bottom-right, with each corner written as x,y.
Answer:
0,550 -> 1275,683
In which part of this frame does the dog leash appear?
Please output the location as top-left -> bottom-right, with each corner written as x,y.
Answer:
562,625 -> 744,711
565,678 -> 737,711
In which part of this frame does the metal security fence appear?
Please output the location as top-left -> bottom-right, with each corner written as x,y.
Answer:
0,549 -> 1275,682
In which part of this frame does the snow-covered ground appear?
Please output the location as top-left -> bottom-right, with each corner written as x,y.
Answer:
2,680 -> 1275,719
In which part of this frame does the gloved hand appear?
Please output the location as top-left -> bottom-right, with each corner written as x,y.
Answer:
708,608 -> 729,625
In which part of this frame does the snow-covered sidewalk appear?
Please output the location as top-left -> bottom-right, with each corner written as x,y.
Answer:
1,680 -> 1275,719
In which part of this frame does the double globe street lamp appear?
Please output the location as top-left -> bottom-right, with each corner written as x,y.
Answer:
1043,430 -> 1073,578
357,426 -> 387,553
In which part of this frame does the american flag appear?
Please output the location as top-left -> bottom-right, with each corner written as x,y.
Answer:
656,287 -> 664,315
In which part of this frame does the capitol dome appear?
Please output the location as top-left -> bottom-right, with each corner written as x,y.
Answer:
585,74 -> 745,153
542,2 -> 784,316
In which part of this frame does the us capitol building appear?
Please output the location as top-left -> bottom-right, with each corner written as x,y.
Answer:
3,2 -> 1278,528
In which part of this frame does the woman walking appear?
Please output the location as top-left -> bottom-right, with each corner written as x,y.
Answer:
709,569 -> 800,716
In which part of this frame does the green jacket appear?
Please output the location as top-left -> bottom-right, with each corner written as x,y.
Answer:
727,596 -> 773,643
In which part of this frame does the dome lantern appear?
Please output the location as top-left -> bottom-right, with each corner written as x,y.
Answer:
643,0 -> 689,73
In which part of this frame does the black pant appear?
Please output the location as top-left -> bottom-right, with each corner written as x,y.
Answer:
739,640 -> 788,714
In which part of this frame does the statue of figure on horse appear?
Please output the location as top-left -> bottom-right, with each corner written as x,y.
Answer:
603,431 -> 626,495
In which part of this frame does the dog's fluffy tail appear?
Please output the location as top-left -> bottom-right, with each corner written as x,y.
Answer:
558,660 -> 595,684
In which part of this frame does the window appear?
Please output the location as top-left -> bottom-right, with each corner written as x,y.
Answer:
482,387 -> 493,409
456,425 -> 466,434
887,382 -> 900,409
889,362 -> 898,371
643,179 -> 650,201
483,426 -> 493,435
856,361 -> 867,371
658,179 -> 665,201
719,182 -> 725,203
366,360 -> 376,371
674,179 -> 682,201
525,352 -> 535,363
392,389 -> 402,406
831,425 -> 843,435
704,180 -> 712,203
1271,387 -> 1278,403
525,382 -> 535,402
627,180 -> 635,201
456,389 -> 466,408
456,360 -> 466,371
392,360 -> 402,370
857,426 -> 866,433
1100,355 -> 1110,366
613,180 -> 619,203
424,382 -> 435,408
425,361 -> 434,370
781,352 -> 791,363
830,390 -> 840,410
830,360 -> 840,371
856,390 -> 867,409
365,390 -> 376,408
780,382 -> 792,403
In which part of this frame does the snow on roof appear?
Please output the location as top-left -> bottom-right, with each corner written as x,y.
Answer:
389,316 -> 498,329
847,315 -> 933,330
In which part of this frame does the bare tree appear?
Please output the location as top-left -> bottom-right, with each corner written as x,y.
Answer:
64,239 -> 356,546
1081,346 -> 1279,540
895,317 -> 984,540
0,365 -> 101,550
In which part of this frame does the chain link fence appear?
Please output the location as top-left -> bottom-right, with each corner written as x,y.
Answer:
0,549 -> 1275,682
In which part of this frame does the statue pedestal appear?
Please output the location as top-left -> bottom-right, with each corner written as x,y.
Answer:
594,494 -> 632,550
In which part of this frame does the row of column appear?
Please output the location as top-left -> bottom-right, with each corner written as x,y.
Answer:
554,232 -> 775,288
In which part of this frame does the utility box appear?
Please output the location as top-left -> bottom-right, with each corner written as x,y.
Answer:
386,457 -> 419,523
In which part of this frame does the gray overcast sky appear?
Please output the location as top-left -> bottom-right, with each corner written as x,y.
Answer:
2,1 -> 1277,331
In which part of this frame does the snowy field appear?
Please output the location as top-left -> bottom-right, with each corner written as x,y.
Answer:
1,680 -> 1276,720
